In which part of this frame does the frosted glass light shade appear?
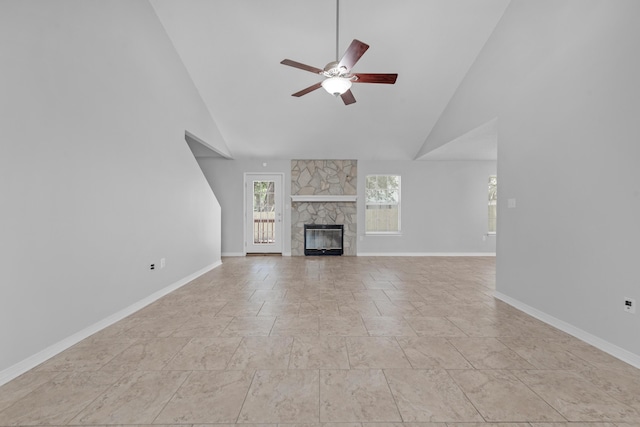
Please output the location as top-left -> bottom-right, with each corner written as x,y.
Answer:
321,77 -> 352,96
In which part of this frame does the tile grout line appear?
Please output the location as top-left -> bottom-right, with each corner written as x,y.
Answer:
445,336 -> 480,369
394,336 -> 416,370
318,367 -> 321,423
267,315 -> 278,337
286,336 -> 295,370
61,369 -> 127,425
160,337 -> 194,370
0,371 -> 67,422
444,367 -> 488,423
444,315 -> 470,338
508,369 -> 570,422
226,336 -> 247,370
149,369 -> 193,424
234,368 -> 258,424
380,368 -> 405,422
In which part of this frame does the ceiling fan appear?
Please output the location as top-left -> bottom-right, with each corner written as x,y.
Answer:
280,0 -> 398,106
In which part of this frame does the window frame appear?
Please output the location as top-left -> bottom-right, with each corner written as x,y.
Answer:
365,174 -> 402,235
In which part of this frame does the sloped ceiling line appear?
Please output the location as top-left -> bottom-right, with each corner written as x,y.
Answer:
416,117 -> 497,161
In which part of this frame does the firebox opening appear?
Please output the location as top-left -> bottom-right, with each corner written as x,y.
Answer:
304,224 -> 344,256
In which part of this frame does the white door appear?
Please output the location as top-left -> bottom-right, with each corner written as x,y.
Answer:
245,173 -> 283,254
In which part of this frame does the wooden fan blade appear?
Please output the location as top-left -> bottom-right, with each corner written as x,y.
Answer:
338,39 -> 369,71
280,59 -> 323,74
353,73 -> 398,84
341,89 -> 356,105
292,82 -> 323,97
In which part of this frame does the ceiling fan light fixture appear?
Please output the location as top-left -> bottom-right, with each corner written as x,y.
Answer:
321,77 -> 352,96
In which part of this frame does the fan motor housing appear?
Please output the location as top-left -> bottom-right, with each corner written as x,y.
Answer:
323,61 -> 348,77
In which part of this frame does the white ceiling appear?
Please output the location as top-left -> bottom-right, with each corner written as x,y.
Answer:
150,0 -> 509,160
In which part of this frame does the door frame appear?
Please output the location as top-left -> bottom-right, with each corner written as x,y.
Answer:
243,172 -> 285,255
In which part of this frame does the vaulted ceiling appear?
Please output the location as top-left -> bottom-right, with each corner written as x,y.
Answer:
150,0 -> 508,160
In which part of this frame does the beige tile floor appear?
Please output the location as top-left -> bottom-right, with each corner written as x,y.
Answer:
1,256 -> 640,426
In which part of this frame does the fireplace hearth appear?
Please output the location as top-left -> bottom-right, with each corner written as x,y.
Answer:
304,224 -> 344,256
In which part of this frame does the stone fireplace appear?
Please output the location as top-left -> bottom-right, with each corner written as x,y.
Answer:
291,160 -> 357,256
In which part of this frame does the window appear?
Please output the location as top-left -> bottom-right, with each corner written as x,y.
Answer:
253,180 -> 276,244
488,175 -> 497,233
366,175 -> 401,234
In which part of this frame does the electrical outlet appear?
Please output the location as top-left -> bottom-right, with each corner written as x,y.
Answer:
160,258 -> 166,269
624,297 -> 636,314
150,263 -> 155,270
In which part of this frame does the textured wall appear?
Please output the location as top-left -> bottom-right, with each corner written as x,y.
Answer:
291,160 -> 357,256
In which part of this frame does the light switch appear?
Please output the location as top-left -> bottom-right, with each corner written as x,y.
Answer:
508,198 -> 517,208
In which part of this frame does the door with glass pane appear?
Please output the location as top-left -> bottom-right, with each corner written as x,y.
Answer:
245,174 -> 283,254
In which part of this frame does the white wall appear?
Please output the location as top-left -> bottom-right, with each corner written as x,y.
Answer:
200,159 -> 496,256
425,0 -> 640,361
358,160 -> 497,255
197,159 -> 292,256
497,0 -> 640,359
0,0 -> 227,376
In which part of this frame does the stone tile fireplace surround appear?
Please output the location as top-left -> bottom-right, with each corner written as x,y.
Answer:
291,160 -> 357,256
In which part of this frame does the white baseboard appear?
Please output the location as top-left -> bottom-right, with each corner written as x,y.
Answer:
494,291 -> 640,369
357,252 -> 496,257
222,252 -> 292,257
0,261 -> 222,387
222,252 -> 245,257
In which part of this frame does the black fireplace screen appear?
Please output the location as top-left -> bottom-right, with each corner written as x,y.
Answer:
304,224 -> 344,256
